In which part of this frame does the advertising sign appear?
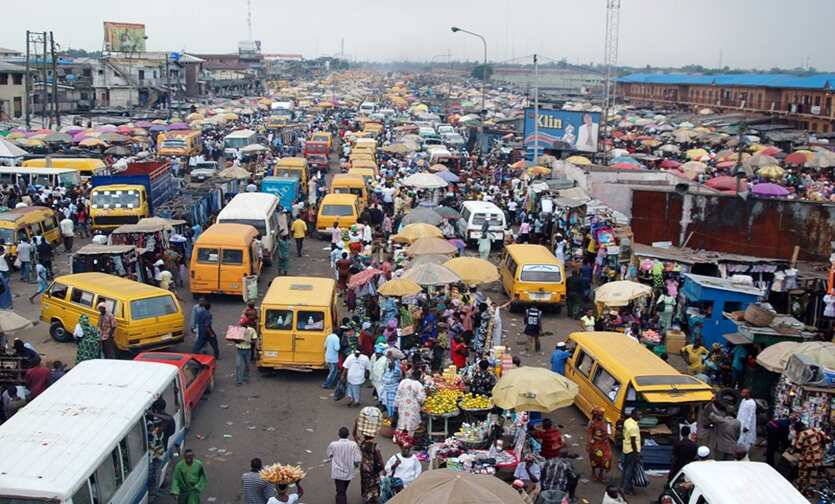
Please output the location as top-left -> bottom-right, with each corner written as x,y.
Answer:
523,108 -> 601,153
103,22 -> 146,53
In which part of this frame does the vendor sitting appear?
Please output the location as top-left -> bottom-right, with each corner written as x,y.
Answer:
532,418 -> 565,459
468,360 -> 497,397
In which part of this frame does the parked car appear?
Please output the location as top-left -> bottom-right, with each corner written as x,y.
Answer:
134,352 -> 216,413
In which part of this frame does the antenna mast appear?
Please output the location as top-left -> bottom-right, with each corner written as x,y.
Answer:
246,0 -> 253,41
600,0 -> 621,165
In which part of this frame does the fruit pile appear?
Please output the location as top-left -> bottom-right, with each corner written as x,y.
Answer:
433,366 -> 465,392
423,388 -> 462,415
459,393 -> 493,410
259,463 -> 306,484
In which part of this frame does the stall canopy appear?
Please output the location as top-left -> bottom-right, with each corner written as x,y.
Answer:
392,223 -> 443,243
594,280 -> 652,307
389,470 -> 525,504
378,278 -> 421,297
443,257 -> 499,285
491,367 -> 578,412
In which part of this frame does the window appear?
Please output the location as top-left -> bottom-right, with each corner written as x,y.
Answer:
12,74 -> 22,85
12,97 -> 22,117
265,309 -> 293,330
94,449 -> 122,502
592,366 -> 621,402
671,473 -> 694,503
0,73 -> 7,85
83,68 -> 92,77
321,204 -> 354,217
576,350 -> 595,376
138,70 -> 145,81
70,481 -> 94,504
122,419 -> 146,471
130,295 -> 177,320
97,296 -> 118,317
70,288 -> 95,307
222,248 -> 243,265
49,282 -> 69,300
520,264 -> 562,283
723,301 -> 743,313
184,359 -> 202,387
80,92 -> 89,100
297,310 -> 325,331
197,247 -> 219,263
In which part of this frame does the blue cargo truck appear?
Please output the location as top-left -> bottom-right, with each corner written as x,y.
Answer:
260,176 -> 300,211
89,160 -> 176,230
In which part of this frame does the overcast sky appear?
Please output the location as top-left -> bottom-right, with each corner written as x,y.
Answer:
2,0 -> 833,71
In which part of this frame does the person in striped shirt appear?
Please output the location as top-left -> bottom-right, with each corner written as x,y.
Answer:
242,458 -> 275,504
326,427 -> 361,504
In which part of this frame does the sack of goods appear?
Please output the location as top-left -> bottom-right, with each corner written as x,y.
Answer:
357,406 -> 383,437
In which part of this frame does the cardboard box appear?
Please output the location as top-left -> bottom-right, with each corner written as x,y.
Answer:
666,329 -> 686,354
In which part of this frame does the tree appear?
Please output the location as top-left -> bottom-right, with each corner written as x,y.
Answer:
471,64 -> 493,81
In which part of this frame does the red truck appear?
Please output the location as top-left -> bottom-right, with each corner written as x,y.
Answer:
304,140 -> 330,172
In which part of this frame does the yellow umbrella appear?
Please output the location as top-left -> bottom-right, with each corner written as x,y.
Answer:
491,367 -> 579,412
593,280 -> 652,307
793,149 -> 814,160
186,112 -> 204,121
443,257 -> 499,285
527,165 -> 551,176
378,278 -> 422,297
17,138 -> 45,147
6,131 -> 26,140
566,155 -> 591,166
405,237 -> 457,257
756,165 -> 784,179
686,148 -> 709,160
392,223 -> 443,243
79,138 -> 106,147
223,112 -> 239,121
389,470 -> 526,504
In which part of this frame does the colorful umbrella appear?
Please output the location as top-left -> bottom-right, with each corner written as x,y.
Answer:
751,183 -> 789,197
491,367 -> 579,413
392,223 -> 443,243
405,237 -> 457,257
347,268 -> 381,289
612,162 -> 640,170
756,165 -> 785,179
566,155 -> 591,166
686,148 -> 709,160
659,159 -> 681,169
443,257 -> 499,285
705,175 -> 743,191
378,278 -> 422,297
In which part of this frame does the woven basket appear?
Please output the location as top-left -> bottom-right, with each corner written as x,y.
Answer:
744,304 -> 774,327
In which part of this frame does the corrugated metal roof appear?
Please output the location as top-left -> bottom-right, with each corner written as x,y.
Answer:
618,72 -> 835,90
0,61 -> 27,72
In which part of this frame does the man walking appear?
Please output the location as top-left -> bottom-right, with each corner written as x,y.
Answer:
59,213 -> 75,252
97,303 -> 117,359
621,409 -> 641,495
523,305 -> 543,353
323,331 -> 341,389
171,449 -> 208,504
342,348 -> 370,406
236,323 -> 256,385
17,237 -> 33,283
242,457 -> 275,504
326,426 -> 362,504
192,301 -> 220,359
291,215 -> 308,257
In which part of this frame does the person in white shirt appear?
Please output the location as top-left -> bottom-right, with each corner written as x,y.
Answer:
385,442 -> 422,488
342,349 -> 370,407
59,216 -> 74,251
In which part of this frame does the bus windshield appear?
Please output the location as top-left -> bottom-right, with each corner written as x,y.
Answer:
520,264 -> 562,283
0,228 -> 16,245
57,172 -> 81,187
225,136 -> 254,149
322,205 -> 354,217
91,190 -> 141,209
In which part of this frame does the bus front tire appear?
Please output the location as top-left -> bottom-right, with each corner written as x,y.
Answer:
49,321 -> 73,343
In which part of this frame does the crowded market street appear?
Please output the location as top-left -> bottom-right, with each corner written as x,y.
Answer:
2,4 -> 835,504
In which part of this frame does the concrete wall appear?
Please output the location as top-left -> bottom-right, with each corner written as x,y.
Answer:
0,72 -> 26,119
560,164 -> 696,217
631,189 -> 835,261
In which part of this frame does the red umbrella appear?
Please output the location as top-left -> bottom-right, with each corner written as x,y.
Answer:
612,162 -> 640,169
758,146 -> 781,156
660,159 -> 681,169
784,152 -> 808,165
715,160 -> 737,169
705,175 -> 742,191
347,268 -> 381,289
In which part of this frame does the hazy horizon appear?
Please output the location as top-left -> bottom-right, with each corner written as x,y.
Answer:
2,0 -> 833,72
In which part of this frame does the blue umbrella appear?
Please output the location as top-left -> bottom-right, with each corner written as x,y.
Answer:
149,124 -> 168,132
436,170 -> 460,183
611,156 -> 640,165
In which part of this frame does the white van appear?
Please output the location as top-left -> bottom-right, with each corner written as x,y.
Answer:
663,461 -> 807,504
216,192 -> 280,265
359,102 -> 376,115
459,200 -> 507,243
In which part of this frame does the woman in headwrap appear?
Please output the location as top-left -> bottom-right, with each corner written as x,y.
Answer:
394,370 -> 425,436
75,314 -> 101,364
586,407 -> 612,481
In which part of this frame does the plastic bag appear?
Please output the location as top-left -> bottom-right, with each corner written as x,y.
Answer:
333,376 -> 347,401
633,460 -> 649,488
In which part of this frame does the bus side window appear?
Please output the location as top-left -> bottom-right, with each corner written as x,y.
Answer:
576,350 -> 595,377
93,448 -> 122,502
71,479 -> 94,504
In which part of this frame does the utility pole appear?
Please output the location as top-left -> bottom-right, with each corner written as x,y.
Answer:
533,53 -> 539,165
40,34 -> 48,128
50,31 -> 60,128
24,31 -> 31,129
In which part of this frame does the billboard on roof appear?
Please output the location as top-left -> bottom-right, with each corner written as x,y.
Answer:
523,108 -> 601,153
103,22 -> 146,53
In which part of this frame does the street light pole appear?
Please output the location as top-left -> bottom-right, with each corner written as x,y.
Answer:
533,53 -> 539,165
450,26 -> 487,115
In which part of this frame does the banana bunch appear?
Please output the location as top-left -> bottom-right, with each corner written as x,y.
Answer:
259,463 -> 306,484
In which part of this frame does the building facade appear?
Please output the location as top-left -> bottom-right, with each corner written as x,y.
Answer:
0,62 -> 28,120
618,73 -> 835,133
